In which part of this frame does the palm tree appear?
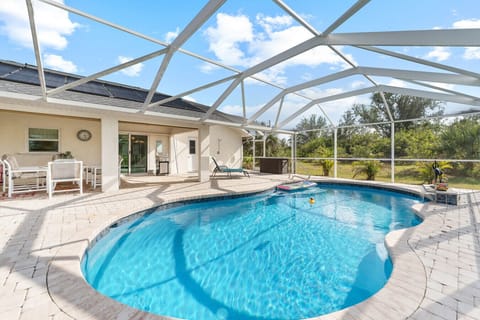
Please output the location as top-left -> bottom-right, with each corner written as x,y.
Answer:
352,160 -> 382,180
416,161 -> 452,184
295,114 -> 327,145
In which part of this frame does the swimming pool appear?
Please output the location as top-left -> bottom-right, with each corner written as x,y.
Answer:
82,183 -> 422,319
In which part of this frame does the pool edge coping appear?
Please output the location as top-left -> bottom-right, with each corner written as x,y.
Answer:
47,180 -> 432,320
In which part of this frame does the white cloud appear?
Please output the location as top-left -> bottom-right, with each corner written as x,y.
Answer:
117,56 -> 144,77
463,47 -> 480,60
426,82 -> 455,91
452,18 -> 480,28
256,13 -> 293,34
220,104 -> 244,116
165,27 -> 179,43
351,80 -> 366,89
204,13 -> 254,66
0,0 -> 79,50
183,95 -> 197,102
44,54 -> 77,73
425,47 -> 451,62
199,62 -> 221,74
203,13 -> 351,84
300,87 -> 344,100
451,19 -> 480,60
388,79 -> 406,87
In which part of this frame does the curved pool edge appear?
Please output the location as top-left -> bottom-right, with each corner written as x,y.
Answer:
307,204 -> 428,320
47,179 -> 431,320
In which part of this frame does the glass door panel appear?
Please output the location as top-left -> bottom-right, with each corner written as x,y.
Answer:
119,134 -> 129,174
130,135 -> 148,174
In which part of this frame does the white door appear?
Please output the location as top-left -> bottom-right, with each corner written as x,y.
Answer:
187,138 -> 197,172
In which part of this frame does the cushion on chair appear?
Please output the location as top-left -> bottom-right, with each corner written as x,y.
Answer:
6,155 -> 19,170
51,159 -> 80,180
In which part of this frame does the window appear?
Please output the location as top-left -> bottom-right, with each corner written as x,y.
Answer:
156,141 -> 163,155
189,139 -> 196,155
28,128 -> 59,152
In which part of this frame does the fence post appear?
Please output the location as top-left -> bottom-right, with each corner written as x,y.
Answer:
334,128 -> 338,178
391,122 -> 395,183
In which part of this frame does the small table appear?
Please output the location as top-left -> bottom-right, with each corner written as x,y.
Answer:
7,166 -> 48,198
157,160 -> 169,175
84,165 -> 101,188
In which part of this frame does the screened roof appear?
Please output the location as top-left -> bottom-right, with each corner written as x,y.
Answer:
2,0 -> 479,133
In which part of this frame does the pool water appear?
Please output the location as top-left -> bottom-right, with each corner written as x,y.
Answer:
82,184 -> 422,319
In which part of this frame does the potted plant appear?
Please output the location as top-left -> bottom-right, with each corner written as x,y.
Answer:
436,176 -> 449,191
58,151 -> 74,159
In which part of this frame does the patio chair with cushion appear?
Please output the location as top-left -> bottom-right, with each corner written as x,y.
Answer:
211,157 -> 249,178
47,159 -> 83,198
2,154 -> 47,198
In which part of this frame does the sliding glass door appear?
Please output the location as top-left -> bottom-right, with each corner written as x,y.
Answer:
119,134 -> 148,174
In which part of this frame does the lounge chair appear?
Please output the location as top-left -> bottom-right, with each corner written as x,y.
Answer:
212,157 -> 249,178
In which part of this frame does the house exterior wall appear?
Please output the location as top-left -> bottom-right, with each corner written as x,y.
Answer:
169,129 -> 197,174
0,110 -> 101,166
118,122 -> 174,174
0,110 -> 245,177
209,125 -> 244,169
169,125 -> 244,175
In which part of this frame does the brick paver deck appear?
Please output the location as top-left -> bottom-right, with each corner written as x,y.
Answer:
0,175 -> 479,320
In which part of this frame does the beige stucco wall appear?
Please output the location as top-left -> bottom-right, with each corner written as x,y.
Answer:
0,110 -> 245,176
169,129 -> 197,174
209,125 -> 244,169
118,122 -> 175,174
0,110 -> 101,166
169,125 -> 244,175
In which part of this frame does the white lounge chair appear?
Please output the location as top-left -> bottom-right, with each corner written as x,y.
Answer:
211,157 -> 249,178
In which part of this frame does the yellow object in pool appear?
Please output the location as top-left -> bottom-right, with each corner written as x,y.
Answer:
309,197 -> 315,205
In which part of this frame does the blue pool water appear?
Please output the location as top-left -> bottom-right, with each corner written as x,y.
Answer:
82,184 -> 422,319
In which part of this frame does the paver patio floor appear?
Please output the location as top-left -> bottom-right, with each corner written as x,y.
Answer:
0,174 -> 479,320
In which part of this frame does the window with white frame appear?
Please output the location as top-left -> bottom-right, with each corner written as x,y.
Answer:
28,128 -> 59,152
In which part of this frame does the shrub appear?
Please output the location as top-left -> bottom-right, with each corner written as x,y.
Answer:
415,161 -> 452,184
352,160 -> 382,180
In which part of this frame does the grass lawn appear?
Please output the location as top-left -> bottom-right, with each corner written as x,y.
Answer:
295,161 -> 480,190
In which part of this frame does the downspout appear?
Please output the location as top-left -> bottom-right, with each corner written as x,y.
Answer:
172,136 -> 179,174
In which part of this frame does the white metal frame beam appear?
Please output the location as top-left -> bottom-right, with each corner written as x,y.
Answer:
24,0 -> 480,134
141,0 -> 227,111
278,84 -> 480,129
325,29 -> 480,47
25,0 -> 47,100
201,0 -> 370,121
357,45 -> 480,79
47,48 -> 169,96
278,87 -> 376,129
248,66 -> 479,126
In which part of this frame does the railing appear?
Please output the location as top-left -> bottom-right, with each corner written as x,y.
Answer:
247,156 -> 480,190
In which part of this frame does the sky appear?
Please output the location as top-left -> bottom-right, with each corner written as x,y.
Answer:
0,0 -> 479,130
